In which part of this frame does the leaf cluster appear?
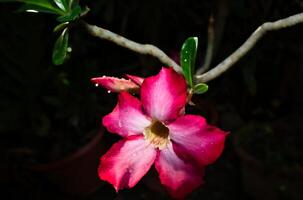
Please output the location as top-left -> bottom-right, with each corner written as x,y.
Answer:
0,0 -> 88,65
180,37 -> 208,95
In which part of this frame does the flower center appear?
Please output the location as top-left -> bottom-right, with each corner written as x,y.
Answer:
143,120 -> 170,149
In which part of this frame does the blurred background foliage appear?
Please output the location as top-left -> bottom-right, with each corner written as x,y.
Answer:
0,0 -> 303,199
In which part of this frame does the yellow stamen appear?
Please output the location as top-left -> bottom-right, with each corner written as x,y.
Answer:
143,120 -> 170,149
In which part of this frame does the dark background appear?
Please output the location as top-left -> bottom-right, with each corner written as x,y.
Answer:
0,0 -> 303,199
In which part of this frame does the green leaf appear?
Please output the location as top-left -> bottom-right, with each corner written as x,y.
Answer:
53,22 -> 69,32
3,0 -> 65,15
67,0 -> 74,9
193,83 -> 208,94
22,0 -> 64,14
180,37 -> 198,87
52,28 -> 69,65
0,0 -> 74,15
53,0 -> 68,12
18,4 -> 58,14
21,0 -> 52,7
56,4 -> 81,22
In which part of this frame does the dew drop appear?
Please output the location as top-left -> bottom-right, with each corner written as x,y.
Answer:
107,90 -> 111,94
95,83 -> 99,87
184,59 -> 187,62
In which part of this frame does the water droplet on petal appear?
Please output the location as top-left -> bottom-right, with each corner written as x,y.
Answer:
95,83 -> 99,87
107,90 -> 111,94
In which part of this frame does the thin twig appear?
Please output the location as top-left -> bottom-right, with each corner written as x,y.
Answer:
83,21 -> 182,73
82,12 -> 303,83
196,12 -> 303,83
196,0 -> 229,75
196,15 -> 215,74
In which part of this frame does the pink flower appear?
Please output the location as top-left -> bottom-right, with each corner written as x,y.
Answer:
98,67 -> 227,199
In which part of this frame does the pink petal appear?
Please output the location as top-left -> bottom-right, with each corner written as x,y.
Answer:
125,74 -> 144,86
155,143 -> 204,199
168,115 -> 227,166
99,135 -> 157,191
91,76 -> 140,93
141,67 -> 187,122
103,92 -> 151,137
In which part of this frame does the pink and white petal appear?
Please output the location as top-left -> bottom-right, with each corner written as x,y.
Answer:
99,135 -> 157,191
125,74 -> 144,86
168,115 -> 227,166
103,92 -> 151,137
155,143 -> 204,199
141,67 -> 187,122
91,76 -> 140,93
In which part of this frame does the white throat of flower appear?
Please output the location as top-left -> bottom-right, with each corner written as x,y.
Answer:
143,120 -> 170,150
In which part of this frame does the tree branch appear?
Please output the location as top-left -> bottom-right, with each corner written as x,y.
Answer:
196,0 -> 230,75
196,15 -> 215,75
196,12 -> 303,83
82,12 -> 303,84
83,21 -> 182,73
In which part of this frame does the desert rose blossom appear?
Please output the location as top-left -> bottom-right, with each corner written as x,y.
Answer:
98,67 -> 227,199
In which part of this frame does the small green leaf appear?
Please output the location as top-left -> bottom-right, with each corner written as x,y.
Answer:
180,37 -> 198,87
67,0 -> 73,8
56,5 -> 81,22
21,0 -> 65,14
53,0 -> 68,12
18,4 -> 57,14
53,22 -> 69,32
193,83 -> 208,94
52,28 -> 69,65
3,0 -> 65,15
